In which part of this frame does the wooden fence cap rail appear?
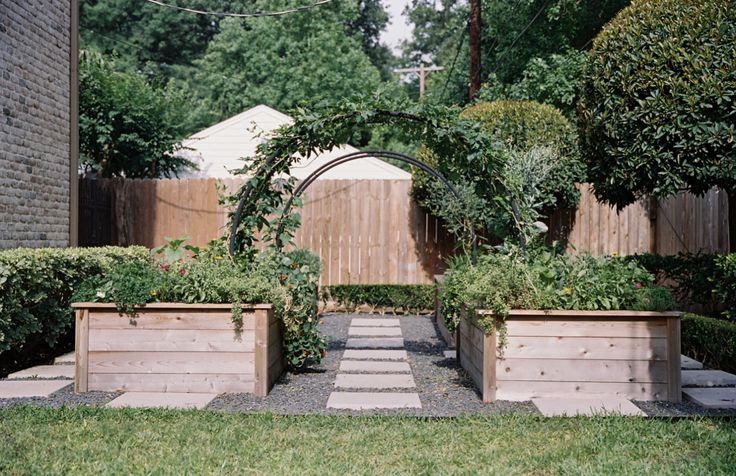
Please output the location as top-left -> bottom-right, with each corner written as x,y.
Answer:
71,302 -> 273,310
475,309 -> 683,319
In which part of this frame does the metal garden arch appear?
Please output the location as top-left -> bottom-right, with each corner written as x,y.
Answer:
228,150 -> 476,260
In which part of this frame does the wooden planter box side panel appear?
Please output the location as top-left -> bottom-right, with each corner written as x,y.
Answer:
74,304 -> 283,396
458,311 -> 682,403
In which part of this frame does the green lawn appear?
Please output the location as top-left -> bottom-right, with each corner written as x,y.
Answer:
1,407 -> 735,475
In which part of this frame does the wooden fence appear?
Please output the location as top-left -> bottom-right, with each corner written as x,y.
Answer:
78,178 -> 729,285
549,185 -> 729,256
79,177 -> 454,285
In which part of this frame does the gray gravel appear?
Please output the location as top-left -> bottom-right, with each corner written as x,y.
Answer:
209,313 -> 536,416
0,383 -> 119,410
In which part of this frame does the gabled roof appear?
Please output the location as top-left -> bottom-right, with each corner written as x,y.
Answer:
177,105 -> 411,180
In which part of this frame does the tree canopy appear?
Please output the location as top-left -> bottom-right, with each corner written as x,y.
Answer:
79,51 -> 193,178
578,0 -> 736,208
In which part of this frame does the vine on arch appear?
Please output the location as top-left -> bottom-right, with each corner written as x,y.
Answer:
225,94 -> 505,259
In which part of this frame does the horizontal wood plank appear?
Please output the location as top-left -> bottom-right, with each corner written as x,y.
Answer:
477,309 -> 682,319
496,381 -> 669,401
501,336 -> 667,361
89,329 -> 254,352
504,318 -> 667,338
89,312 -> 255,330
88,351 -> 254,374
496,358 -> 669,383
88,373 -> 255,393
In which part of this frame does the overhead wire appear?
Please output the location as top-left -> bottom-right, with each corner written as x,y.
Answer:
142,0 -> 332,18
490,0 -> 551,74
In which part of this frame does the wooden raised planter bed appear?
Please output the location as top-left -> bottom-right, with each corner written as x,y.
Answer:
458,310 -> 682,402
72,303 -> 284,396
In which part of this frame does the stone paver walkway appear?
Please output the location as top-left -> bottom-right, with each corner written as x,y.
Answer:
327,317 -> 422,410
106,392 -> 216,409
681,357 -> 736,409
532,397 -> 645,417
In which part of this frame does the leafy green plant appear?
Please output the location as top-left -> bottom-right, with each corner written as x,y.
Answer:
682,313 -> 736,373
714,254 -> 736,320
321,285 -> 435,313
440,246 -> 676,333
0,246 -> 149,356
627,252 -> 722,313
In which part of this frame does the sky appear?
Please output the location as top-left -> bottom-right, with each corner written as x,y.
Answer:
379,0 -> 413,54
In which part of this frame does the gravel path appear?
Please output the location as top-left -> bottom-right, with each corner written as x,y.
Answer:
2,312 -> 735,416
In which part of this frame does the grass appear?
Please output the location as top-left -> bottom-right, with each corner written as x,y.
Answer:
1,407 -> 735,475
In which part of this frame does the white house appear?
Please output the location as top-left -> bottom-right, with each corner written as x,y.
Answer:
177,105 -> 411,180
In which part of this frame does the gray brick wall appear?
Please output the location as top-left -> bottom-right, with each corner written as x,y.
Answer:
0,0 -> 72,248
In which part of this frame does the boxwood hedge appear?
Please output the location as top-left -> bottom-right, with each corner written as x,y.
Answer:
682,313 -> 736,374
0,247 -> 149,366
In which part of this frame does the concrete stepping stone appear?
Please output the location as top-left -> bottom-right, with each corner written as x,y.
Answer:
106,392 -> 216,409
342,349 -> 408,360
0,380 -> 70,398
54,352 -> 75,364
443,350 -> 456,359
8,365 -> 74,379
346,337 -> 404,349
683,387 -> 736,409
682,370 -> 736,388
335,373 -> 416,389
340,360 -> 411,373
327,392 -> 421,409
350,318 -> 400,327
348,327 -> 402,337
532,397 -> 645,417
681,355 -> 703,370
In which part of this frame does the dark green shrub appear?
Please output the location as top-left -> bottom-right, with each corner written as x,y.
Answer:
578,0 -> 736,209
459,100 -> 584,210
714,254 -> 736,320
0,246 -> 149,356
627,252 -> 722,313
682,314 -> 736,373
321,285 -> 435,313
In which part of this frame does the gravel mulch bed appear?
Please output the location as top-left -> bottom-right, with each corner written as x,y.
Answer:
0,383 -> 119,410
209,313 -> 537,416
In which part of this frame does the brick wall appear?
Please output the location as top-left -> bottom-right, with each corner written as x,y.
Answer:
0,1 -> 74,248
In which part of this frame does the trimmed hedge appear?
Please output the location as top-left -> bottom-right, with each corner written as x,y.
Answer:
320,285 -> 435,313
0,247 -> 149,359
682,314 -> 736,374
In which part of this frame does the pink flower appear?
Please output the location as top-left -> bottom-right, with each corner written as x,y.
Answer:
179,267 -> 188,277
634,282 -> 642,290
159,263 -> 170,272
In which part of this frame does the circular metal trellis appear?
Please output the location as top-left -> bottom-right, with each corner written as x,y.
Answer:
229,150 -> 476,261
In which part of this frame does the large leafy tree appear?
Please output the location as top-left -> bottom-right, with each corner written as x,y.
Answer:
402,0 -> 629,108
195,3 -> 384,119
79,51 -> 194,178
578,0 -> 736,249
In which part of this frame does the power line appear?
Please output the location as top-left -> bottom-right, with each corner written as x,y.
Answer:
142,0 -> 332,18
440,23 -> 467,102
491,0 -> 551,74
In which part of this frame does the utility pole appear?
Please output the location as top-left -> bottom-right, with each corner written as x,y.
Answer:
468,0 -> 481,100
393,63 -> 444,98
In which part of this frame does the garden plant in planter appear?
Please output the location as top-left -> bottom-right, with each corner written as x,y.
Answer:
439,246 -> 682,402
71,239 -> 323,396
